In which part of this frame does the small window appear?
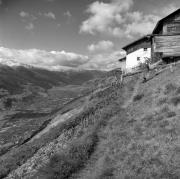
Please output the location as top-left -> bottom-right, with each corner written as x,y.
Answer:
144,48 -> 147,51
137,57 -> 140,61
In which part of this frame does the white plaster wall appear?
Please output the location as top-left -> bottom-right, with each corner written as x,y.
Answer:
126,48 -> 151,71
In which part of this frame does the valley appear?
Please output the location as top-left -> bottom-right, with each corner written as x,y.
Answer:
0,63 -> 180,179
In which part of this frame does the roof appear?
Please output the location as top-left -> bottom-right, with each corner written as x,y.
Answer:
122,35 -> 151,51
153,8 -> 180,34
118,57 -> 126,62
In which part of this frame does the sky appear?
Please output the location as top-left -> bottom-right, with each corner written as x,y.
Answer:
0,0 -> 180,71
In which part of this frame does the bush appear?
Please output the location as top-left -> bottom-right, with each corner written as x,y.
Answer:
133,93 -> 144,102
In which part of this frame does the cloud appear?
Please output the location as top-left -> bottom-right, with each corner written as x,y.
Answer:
80,0 -> 133,36
0,46 -> 125,71
19,11 -> 29,18
80,0 -> 163,38
44,12 -> 56,20
80,50 -> 125,71
19,11 -> 37,23
160,3 -> 178,16
88,40 -> 114,52
64,10 -> 72,18
25,23 -> 34,30
0,47 -> 89,71
124,12 -> 159,38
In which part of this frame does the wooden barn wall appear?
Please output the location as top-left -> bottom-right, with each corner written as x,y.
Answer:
163,12 -> 180,35
126,40 -> 151,55
153,35 -> 180,57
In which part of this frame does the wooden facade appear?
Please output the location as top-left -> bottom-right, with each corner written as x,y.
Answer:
152,8 -> 180,63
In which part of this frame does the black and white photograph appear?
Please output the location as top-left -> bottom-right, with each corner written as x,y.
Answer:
0,0 -> 180,178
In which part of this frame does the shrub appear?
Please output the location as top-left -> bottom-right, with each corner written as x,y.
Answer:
170,96 -> 180,106
133,93 -> 144,102
164,83 -> 177,95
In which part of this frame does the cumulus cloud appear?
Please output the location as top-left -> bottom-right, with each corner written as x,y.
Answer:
0,46 -> 125,71
19,11 -> 37,21
80,0 -> 161,38
19,11 -> 29,18
0,47 -> 89,71
160,3 -> 178,16
25,23 -> 34,30
80,50 -> 125,71
44,12 -> 56,20
64,10 -> 72,18
124,12 -> 159,38
88,40 -> 114,52
80,0 -> 133,36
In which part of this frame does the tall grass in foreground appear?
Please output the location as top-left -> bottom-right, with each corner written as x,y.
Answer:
39,131 -> 98,179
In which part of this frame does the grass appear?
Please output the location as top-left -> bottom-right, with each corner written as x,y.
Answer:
1,72 -> 132,179
160,105 -> 170,113
166,111 -> 176,118
4,66 -> 180,179
38,94 -> 123,179
175,87 -> 180,95
170,96 -> 180,106
39,131 -> 98,179
164,83 -> 177,95
34,74 -> 135,179
157,97 -> 168,106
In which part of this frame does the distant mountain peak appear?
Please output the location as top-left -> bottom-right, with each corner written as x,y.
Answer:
0,58 -> 33,68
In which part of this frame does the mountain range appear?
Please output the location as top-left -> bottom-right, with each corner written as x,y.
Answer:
0,60 -> 105,94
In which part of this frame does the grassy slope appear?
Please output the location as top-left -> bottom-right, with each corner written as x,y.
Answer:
72,65 -> 180,179
3,65 -> 180,179
35,72 -> 137,179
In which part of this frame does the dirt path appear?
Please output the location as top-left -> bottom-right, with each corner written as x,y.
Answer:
122,74 -> 142,108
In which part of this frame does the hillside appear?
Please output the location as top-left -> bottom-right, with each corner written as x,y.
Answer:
0,65 -> 105,95
0,63 -> 180,179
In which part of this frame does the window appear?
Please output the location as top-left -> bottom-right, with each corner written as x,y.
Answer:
167,26 -> 177,32
137,57 -> 140,61
144,48 -> 147,51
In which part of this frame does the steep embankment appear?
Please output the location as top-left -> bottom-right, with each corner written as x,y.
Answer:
71,64 -> 180,179
2,64 -> 180,179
